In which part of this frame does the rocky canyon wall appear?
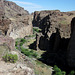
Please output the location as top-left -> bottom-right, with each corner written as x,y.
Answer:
0,0 -> 33,39
33,10 -> 75,67
67,17 -> 75,67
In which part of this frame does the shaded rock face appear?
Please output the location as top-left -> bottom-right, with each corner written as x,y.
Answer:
0,0 -> 33,39
33,10 -> 75,67
67,17 -> 75,67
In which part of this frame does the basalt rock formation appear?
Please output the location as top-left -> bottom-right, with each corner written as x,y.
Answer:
0,0 -> 33,39
33,10 -> 75,68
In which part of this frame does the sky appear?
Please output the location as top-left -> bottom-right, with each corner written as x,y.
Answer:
8,0 -> 75,13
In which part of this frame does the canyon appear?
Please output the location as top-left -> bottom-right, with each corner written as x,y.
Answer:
32,10 -> 75,68
0,0 -> 33,39
0,0 -> 75,75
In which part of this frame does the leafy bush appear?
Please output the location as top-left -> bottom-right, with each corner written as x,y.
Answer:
68,70 -> 75,75
15,41 -> 18,46
20,46 -> 38,58
33,28 -> 40,34
20,38 -> 27,46
3,54 -> 18,63
20,38 -> 27,43
53,65 -> 66,75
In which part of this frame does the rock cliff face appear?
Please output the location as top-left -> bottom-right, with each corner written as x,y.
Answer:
0,35 -> 15,50
33,10 -> 75,67
0,0 -> 33,39
0,0 -> 11,35
67,17 -> 75,67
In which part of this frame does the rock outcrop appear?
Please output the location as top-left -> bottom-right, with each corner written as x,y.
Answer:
0,50 -> 35,75
0,35 -> 15,50
0,0 -> 33,39
33,10 -> 75,67
0,0 -> 11,35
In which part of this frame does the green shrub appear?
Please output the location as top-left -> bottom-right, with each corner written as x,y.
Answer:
33,28 -> 40,34
53,65 -> 66,75
68,70 -> 75,75
16,46 -> 18,49
31,52 -> 38,58
20,42 -> 24,46
20,46 -> 38,58
15,41 -> 18,46
20,38 -> 27,42
3,54 -> 18,63
62,71 -> 66,75
28,34 -> 36,37
20,38 -> 27,46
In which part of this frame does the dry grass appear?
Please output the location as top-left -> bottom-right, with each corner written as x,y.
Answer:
34,60 -> 52,75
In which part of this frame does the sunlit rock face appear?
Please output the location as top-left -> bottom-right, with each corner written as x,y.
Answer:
33,10 -> 75,67
0,0 -> 33,39
0,0 -> 11,35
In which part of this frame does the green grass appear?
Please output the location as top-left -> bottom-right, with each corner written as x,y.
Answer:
28,34 -> 36,37
15,37 -> 52,75
34,60 -> 52,75
20,46 -> 38,58
33,27 -> 41,34
15,38 -> 28,49
59,20 -> 68,25
20,38 -> 27,46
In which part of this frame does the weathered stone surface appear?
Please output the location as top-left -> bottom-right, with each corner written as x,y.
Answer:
0,45 -> 10,58
0,0 -> 4,16
0,0 -> 11,35
4,1 -> 29,15
0,35 -> 15,50
8,15 -> 33,39
0,0 -> 33,39
0,50 -> 35,75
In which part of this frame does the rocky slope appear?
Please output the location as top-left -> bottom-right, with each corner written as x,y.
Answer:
33,10 -> 75,68
0,0 -> 33,39
0,49 -> 35,75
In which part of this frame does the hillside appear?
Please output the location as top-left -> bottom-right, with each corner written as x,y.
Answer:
0,0 -> 33,39
33,10 -> 75,68
0,0 -> 75,75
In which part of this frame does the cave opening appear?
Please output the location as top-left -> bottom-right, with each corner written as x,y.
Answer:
5,30 -> 7,35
